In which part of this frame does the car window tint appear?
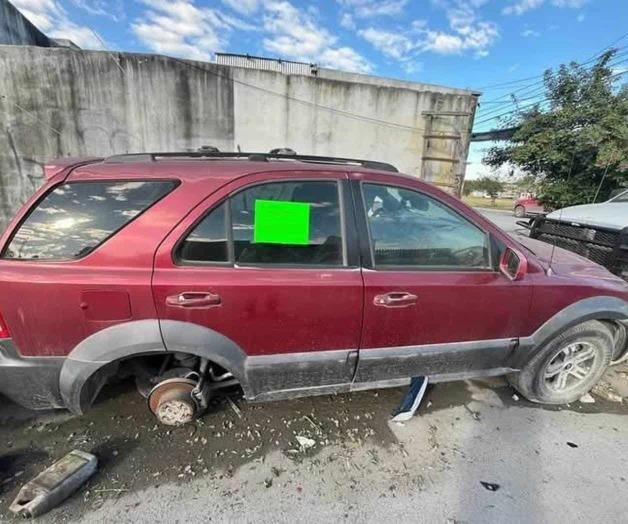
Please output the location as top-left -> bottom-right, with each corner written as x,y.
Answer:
3,181 -> 175,260
230,181 -> 343,265
178,202 -> 228,263
362,183 -> 489,269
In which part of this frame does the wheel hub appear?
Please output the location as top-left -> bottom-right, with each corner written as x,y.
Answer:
148,378 -> 198,426
543,341 -> 597,392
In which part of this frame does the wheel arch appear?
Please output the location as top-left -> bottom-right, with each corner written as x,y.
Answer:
512,296 -> 628,369
59,319 -> 251,414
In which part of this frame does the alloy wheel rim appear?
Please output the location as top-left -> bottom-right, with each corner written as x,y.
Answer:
543,342 -> 598,392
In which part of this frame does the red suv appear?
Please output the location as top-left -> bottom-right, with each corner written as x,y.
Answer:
513,195 -> 544,217
0,152 -> 626,425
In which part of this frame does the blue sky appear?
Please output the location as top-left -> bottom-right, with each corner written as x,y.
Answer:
11,0 -> 628,177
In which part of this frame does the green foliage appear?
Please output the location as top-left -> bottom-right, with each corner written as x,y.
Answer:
474,176 -> 504,205
513,175 -> 538,194
462,179 -> 479,196
474,176 -> 504,198
484,50 -> 628,209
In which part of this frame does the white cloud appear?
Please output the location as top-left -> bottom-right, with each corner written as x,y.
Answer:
502,0 -> 543,15
421,1 -> 498,57
337,0 -> 409,18
503,0 -> 587,16
340,13 -> 356,30
132,0 -> 255,61
358,28 -> 414,60
521,28 -> 540,37
71,1 -> 124,21
131,0 -> 370,72
552,0 -> 587,7
359,1 -> 499,60
221,0 -> 261,15
12,0 -> 104,48
262,1 -> 371,73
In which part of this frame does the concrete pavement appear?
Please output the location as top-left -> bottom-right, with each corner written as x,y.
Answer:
1,365 -> 626,523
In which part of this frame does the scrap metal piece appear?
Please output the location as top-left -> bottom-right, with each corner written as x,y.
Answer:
392,376 -> 429,422
9,450 -> 97,518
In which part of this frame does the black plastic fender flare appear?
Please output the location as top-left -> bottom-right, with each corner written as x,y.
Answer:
59,319 -> 250,414
511,296 -> 628,369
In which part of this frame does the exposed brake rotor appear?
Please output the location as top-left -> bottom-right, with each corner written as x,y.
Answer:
147,377 -> 198,426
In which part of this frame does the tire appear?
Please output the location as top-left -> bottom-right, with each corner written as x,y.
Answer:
509,320 -> 613,404
514,205 -> 526,218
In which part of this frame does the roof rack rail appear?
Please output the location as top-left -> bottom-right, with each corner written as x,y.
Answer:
103,151 -> 398,173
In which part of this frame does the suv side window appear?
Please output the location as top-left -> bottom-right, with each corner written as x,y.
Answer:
179,180 -> 345,266
231,181 -> 343,266
362,183 -> 489,269
2,180 -> 176,260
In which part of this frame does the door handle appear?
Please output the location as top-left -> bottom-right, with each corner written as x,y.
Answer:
166,292 -> 222,308
373,292 -> 418,308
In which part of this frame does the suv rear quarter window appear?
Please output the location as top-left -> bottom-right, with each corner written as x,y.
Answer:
2,180 -> 176,260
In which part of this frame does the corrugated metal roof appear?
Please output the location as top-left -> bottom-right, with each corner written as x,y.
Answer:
215,53 -> 318,76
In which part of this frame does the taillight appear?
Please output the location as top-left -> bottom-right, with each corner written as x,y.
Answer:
0,311 -> 10,338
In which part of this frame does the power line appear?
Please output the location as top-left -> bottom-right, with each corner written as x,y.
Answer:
477,48 -> 628,110
474,58 -> 628,127
169,57 -> 431,135
473,31 -> 628,91
0,95 -> 62,136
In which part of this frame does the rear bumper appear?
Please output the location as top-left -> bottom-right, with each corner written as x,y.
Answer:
0,340 -> 65,410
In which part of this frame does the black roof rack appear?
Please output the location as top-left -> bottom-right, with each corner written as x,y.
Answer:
103,151 -> 398,173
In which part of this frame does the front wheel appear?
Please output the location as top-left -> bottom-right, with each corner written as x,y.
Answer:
509,320 -> 613,404
514,205 -> 526,218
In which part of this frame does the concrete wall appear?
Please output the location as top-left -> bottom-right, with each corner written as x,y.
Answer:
0,0 -> 51,46
232,67 -> 477,183
0,46 -> 234,229
0,44 -> 477,230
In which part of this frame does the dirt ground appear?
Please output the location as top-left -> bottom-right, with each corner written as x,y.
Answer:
1,364 -> 627,523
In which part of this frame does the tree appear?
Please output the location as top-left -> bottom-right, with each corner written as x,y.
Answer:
462,179 -> 479,196
484,50 -> 628,209
514,175 -> 538,195
474,176 -> 504,206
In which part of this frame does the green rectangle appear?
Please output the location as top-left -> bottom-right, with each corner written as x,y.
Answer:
254,199 -> 310,245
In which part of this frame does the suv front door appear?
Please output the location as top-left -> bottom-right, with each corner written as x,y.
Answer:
352,175 -> 533,384
152,171 -> 363,399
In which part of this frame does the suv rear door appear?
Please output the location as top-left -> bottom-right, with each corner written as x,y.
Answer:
152,171 -> 363,398
352,173 -> 533,383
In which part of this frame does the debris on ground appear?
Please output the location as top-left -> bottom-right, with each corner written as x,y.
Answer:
9,450 -> 97,518
480,481 -> 500,492
392,377 -> 429,422
592,383 -> 624,403
295,436 -> 316,450
512,394 -> 520,401
226,397 -> 242,418
566,442 -> 579,448
579,393 -> 595,404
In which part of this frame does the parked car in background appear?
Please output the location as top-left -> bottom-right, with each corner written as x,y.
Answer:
513,194 -> 544,217
529,189 -> 628,281
0,152 -> 626,427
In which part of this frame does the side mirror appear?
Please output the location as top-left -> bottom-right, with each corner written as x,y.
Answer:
499,247 -> 527,281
